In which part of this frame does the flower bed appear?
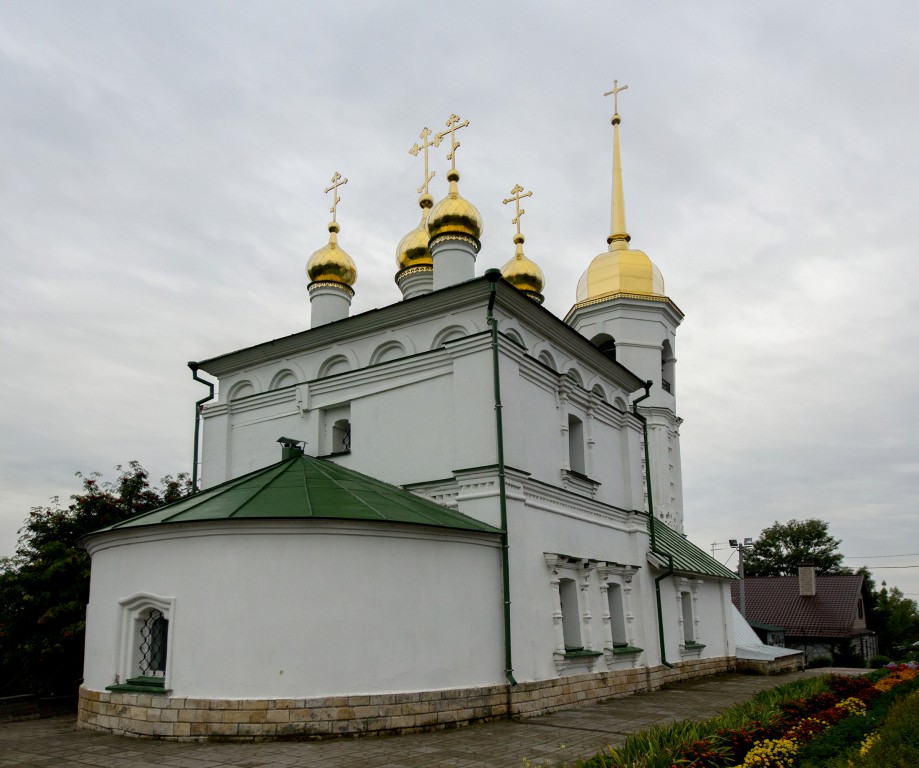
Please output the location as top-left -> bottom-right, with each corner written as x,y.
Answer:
572,664 -> 919,768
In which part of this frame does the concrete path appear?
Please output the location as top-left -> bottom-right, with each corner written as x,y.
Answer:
0,669 -> 864,768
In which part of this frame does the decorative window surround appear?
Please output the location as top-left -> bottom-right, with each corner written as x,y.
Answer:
545,554 -> 602,674
676,577 -> 704,657
109,593 -> 174,694
597,563 -> 641,666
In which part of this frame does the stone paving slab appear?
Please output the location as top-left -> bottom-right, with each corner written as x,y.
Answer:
0,669 -> 866,768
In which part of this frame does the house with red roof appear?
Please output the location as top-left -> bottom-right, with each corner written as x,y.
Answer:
731,566 -> 877,665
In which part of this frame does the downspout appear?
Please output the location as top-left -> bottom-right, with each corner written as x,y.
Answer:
485,269 -> 516,687
632,381 -> 674,668
188,362 -> 215,493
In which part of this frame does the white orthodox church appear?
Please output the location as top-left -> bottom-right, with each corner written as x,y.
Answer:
78,95 -> 738,740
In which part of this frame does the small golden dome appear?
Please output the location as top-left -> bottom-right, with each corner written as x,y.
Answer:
575,240 -> 664,303
427,170 -> 483,243
307,222 -> 357,286
396,195 -> 434,271
501,234 -> 545,301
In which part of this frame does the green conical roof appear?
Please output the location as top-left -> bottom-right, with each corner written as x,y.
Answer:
92,453 -> 501,535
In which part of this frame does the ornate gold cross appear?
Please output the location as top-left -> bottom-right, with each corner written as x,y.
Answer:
408,127 -> 443,195
435,114 -> 470,172
604,80 -> 629,115
324,171 -> 348,222
502,184 -> 533,236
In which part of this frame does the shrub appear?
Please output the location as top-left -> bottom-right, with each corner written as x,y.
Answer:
859,690 -> 919,767
868,654 -> 891,668
807,656 -> 833,668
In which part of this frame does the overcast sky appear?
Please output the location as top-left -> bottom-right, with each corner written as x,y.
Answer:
2,1 -> 917,599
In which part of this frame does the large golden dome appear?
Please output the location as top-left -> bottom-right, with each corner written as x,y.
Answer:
396,194 -> 434,271
501,234 -> 545,302
575,240 -> 664,303
427,170 -> 483,243
307,222 -> 357,286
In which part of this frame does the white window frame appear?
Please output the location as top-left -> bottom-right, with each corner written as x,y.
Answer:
676,578 -> 705,656
116,593 -> 175,687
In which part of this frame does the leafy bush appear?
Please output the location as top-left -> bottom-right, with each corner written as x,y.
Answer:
869,654 -> 891,668
807,655 -> 833,668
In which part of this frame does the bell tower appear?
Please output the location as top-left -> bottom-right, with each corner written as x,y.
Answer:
565,83 -> 685,532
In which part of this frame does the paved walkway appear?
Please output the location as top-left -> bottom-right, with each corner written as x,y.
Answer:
1,669 -> 864,768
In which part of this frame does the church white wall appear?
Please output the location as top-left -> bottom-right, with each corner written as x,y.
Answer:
83,521 -> 504,699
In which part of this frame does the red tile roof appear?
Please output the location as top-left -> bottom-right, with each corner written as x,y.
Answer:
731,574 -> 870,639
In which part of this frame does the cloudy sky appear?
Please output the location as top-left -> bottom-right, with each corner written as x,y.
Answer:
2,2 -> 917,598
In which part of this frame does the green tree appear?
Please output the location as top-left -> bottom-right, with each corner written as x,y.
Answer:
0,462 -> 190,697
742,518 -> 847,577
873,581 -> 919,656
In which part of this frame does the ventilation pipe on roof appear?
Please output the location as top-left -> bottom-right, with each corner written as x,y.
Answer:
188,362 -> 215,494
633,381 -> 674,669
485,269 -> 517,690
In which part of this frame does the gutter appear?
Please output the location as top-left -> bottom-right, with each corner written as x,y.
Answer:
188,362 -> 215,493
632,381 -> 674,669
485,270 -> 517,687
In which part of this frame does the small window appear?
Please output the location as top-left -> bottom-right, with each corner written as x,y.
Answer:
608,584 -> 627,646
559,577 -> 582,650
320,405 -> 351,455
568,415 -> 586,475
857,599 -> 864,620
137,608 -> 168,677
680,591 -> 694,643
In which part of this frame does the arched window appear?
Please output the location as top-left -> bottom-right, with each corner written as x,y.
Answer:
568,415 -> 585,475
559,577 -> 582,651
565,369 -> 584,388
591,333 -> 617,363
228,381 -> 255,401
370,341 -> 407,366
318,355 -> 351,378
661,340 -> 675,394
270,370 -> 298,390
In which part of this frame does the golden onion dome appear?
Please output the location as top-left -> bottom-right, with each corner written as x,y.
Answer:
306,222 -> 357,286
427,169 -> 483,243
396,194 -> 434,271
501,234 -> 545,301
575,240 -> 664,303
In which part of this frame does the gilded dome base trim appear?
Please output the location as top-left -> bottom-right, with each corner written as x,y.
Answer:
308,281 -> 355,298
430,233 -> 481,252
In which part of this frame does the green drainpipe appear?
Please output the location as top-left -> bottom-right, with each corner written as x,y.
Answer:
485,269 -> 516,686
188,362 -> 215,494
632,381 -> 674,669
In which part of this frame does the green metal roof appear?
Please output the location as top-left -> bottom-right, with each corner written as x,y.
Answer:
651,517 -> 738,580
92,453 -> 502,535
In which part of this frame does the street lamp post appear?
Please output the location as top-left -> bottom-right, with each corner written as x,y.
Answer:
730,537 -> 754,619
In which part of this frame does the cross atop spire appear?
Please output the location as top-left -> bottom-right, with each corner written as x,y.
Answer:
604,79 -> 629,117
502,184 -> 533,238
409,127 -> 443,196
435,114 -> 470,172
324,172 -> 348,223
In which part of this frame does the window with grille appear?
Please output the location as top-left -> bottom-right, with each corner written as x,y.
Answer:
138,608 -> 168,677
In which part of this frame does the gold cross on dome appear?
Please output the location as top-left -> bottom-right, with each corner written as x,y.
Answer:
409,127 -> 443,195
324,171 -> 348,222
604,80 -> 629,115
502,184 -> 533,236
435,114 -> 470,172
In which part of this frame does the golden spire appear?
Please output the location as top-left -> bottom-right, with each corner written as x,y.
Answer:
307,171 -> 356,288
500,184 -> 544,303
435,114 -> 470,173
603,80 -> 630,248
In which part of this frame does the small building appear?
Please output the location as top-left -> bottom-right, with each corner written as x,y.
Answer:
732,567 -> 877,665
